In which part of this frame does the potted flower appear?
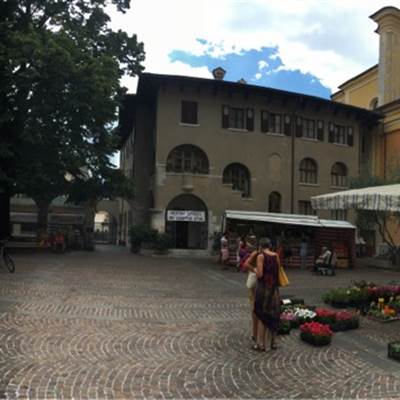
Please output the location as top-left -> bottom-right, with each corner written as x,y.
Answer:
294,307 -> 316,324
314,308 -> 337,325
388,342 -> 400,362
331,311 -> 359,331
300,322 -> 333,346
280,311 -> 297,330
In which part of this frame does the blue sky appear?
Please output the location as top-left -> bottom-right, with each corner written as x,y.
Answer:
109,0 -> 400,97
170,42 -> 331,98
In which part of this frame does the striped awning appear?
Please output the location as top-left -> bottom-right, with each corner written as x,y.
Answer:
311,184 -> 400,211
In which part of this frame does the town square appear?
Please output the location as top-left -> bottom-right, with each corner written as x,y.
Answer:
0,247 -> 399,399
1,1 -> 400,399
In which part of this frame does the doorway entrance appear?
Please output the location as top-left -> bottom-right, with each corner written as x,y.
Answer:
165,194 -> 208,249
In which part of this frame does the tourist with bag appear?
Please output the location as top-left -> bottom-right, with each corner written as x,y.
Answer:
253,238 -> 283,352
243,248 -> 260,342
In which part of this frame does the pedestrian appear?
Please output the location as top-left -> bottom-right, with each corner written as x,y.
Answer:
220,231 -> 230,269
243,246 -> 260,342
252,237 -> 281,352
300,238 -> 308,270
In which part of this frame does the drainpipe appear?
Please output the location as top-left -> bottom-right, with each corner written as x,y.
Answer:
290,110 -> 296,213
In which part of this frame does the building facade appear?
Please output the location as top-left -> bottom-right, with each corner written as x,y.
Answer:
118,71 -> 379,251
332,6 -> 400,253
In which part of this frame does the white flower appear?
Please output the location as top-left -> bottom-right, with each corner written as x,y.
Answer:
294,308 -> 316,319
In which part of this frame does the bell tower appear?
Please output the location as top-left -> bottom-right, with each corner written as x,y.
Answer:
370,7 -> 400,106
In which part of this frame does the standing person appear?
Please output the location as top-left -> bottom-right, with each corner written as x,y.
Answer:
220,231 -> 230,269
253,238 -> 281,352
300,238 -> 308,271
243,247 -> 260,342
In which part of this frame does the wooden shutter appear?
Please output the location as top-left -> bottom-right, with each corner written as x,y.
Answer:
261,110 -> 269,132
317,120 -> 324,141
328,122 -> 335,143
295,116 -> 303,137
347,127 -> 354,146
222,105 -> 229,128
246,108 -> 254,131
284,114 -> 291,136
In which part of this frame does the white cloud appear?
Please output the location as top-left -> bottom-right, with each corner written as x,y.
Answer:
258,60 -> 269,71
108,0 -> 400,93
254,72 -> 262,80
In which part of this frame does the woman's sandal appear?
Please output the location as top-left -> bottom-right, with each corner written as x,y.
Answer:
251,344 -> 266,352
270,342 -> 278,350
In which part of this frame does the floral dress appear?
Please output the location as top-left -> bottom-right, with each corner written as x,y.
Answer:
254,252 -> 281,333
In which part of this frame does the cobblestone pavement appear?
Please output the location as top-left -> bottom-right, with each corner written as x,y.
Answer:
0,246 -> 400,399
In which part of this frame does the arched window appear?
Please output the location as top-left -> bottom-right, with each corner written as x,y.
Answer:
369,97 -> 378,110
166,145 -> 209,174
331,162 -> 348,187
223,163 -> 251,197
299,158 -> 318,184
268,192 -> 281,213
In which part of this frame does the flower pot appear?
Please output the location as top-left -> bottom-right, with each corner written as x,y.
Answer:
388,342 -> 400,361
300,332 -> 331,346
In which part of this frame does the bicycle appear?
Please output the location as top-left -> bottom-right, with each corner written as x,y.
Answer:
0,239 -> 15,273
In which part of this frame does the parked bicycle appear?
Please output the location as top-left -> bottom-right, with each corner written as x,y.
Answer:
0,239 -> 15,273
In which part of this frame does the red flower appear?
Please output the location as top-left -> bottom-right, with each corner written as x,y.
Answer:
335,311 -> 355,321
315,308 -> 336,319
300,322 -> 333,337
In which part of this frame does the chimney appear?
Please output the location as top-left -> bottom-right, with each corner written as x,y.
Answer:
212,67 -> 226,80
237,78 -> 247,84
370,7 -> 400,105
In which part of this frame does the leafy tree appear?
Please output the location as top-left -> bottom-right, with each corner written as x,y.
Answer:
350,172 -> 400,262
0,0 -> 144,234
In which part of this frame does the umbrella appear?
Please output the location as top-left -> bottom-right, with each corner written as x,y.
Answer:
311,184 -> 400,212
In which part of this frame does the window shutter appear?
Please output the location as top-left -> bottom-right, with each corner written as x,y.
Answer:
284,114 -> 291,136
347,127 -> 354,146
295,116 -> 303,137
222,105 -> 229,128
317,120 -> 324,141
261,110 -> 269,132
246,108 -> 254,131
328,122 -> 335,143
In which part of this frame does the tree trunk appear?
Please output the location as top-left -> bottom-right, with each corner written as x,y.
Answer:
35,199 -> 50,237
0,188 -> 10,239
83,200 -> 96,250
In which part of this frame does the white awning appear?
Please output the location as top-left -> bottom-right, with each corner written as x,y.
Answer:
311,184 -> 400,212
224,210 -> 355,229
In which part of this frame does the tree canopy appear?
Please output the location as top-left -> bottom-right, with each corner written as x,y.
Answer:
0,0 -> 144,231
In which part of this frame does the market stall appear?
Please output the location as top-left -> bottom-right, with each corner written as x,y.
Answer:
311,184 -> 400,212
222,210 -> 356,268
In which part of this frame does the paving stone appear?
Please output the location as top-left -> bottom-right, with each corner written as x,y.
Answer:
0,246 -> 399,399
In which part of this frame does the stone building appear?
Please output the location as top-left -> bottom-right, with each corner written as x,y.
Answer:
332,6 -> 400,253
118,68 -> 379,252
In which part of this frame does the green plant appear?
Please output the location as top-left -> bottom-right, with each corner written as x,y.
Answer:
152,233 -> 173,254
129,225 -> 158,253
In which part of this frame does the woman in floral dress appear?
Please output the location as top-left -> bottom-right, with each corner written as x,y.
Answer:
253,238 -> 281,351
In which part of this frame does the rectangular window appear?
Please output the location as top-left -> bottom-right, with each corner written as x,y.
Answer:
302,118 -> 316,139
329,123 -> 349,145
269,113 -> 282,134
298,201 -> 316,216
181,101 -> 198,124
228,107 -> 245,129
330,210 -> 347,221
317,120 -> 324,141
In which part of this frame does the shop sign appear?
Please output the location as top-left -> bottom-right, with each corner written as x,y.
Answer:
167,210 -> 205,222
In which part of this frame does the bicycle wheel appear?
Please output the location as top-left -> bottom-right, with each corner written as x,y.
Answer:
3,253 -> 15,273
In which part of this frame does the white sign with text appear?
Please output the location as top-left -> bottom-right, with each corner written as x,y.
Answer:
167,210 -> 206,222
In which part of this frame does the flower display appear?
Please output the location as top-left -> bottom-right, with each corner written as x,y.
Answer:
300,322 -> 333,346
300,322 -> 333,337
335,311 -> 354,321
294,308 -> 316,320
